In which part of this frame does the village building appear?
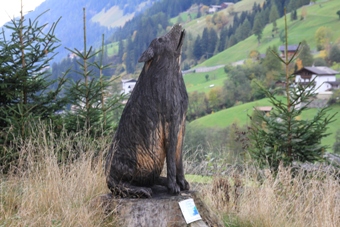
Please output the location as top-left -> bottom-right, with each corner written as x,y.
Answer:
121,79 -> 137,94
207,2 -> 234,14
254,106 -> 273,115
293,66 -> 340,99
279,45 -> 299,59
208,5 -> 221,13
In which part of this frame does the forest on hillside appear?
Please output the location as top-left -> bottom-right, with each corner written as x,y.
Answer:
110,0 -> 311,73
5,0 -> 160,62
50,0 -> 312,78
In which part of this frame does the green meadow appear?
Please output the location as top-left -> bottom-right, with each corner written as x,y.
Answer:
189,96 -> 340,149
183,67 -> 228,93
199,0 -> 340,67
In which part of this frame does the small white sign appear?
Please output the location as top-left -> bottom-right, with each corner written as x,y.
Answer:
178,198 -> 202,224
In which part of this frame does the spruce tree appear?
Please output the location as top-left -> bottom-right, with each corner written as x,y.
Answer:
298,40 -> 314,67
0,10 -> 67,136
64,8 -> 123,137
0,7 -> 67,168
252,14 -> 263,44
249,11 -> 336,172
269,4 -> 279,36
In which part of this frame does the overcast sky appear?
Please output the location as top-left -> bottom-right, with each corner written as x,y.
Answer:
0,0 -> 45,26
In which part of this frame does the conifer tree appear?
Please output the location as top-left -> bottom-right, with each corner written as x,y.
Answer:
0,9 -> 66,135
249,11 -> 336,172
298,40 -> 314,67
269,4 -> 279,35
0,5 -> 67,168
193,35 -> 202,60
252,14 -> 263,44
328,44 -> 340,64
64,8 -> 123,137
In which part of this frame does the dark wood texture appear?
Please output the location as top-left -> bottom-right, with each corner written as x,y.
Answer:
105,24 -> 189,198
93,189 -> 224,227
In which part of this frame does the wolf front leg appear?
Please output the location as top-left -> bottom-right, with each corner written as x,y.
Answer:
165,121 -> 181,195
175,118 -> 189,191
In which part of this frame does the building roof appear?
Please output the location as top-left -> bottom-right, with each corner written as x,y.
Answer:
279,45 -> 299,52
325,81 -> 340,86
122,79 -> 137,83
254,106 -> 273,112
294,66 -> 339,75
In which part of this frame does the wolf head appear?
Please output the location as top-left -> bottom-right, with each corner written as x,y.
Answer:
138,24 -> 185,63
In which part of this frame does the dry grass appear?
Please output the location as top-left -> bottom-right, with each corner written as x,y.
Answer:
1,125 -> 340,226
201,165 -> 340,227
0,126 -> 114,226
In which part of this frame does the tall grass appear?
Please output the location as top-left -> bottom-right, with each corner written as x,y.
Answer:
1,123 -> 339,226
203,164 -> 340,227
0,123 -> 114,226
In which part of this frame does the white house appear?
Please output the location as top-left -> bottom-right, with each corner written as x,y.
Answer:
208,5 -> 221,13
294,66 -> 339,96
122,79 -> 137,94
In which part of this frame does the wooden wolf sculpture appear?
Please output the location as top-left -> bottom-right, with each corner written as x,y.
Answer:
105,24 -> 189,198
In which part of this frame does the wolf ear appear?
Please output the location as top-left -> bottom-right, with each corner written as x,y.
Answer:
138,47 -> 154,62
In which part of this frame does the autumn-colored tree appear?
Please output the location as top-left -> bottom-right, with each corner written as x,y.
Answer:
187,91 -> 206,120
315,26 -> 333,51
200,5 -> 209,15
205,15 -> 213,27
296,58 -> 303,70
208,87 -> 224,111
212,11 -> 228,30
301,7 -> 307,20
227,5 -> 235,16
249,50 -> 260,62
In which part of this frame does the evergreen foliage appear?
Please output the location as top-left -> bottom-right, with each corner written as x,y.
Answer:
249,12 -> 336,171
333,130 -> 340,154
269,3 -> 280,35
262,46 -> 282,72
291,10 -> 298,21
0,9 -> 67,168
298,40 -> 314,67
253,14 -> 264,43
328,44 -> 340,64
64,9 -> 124,136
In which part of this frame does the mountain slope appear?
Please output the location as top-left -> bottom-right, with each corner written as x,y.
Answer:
185,0 -> 340,149
198,0 -> 340,67
2,0 -> 158,62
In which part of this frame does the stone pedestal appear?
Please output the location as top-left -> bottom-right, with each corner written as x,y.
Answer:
93,186 -> 224,227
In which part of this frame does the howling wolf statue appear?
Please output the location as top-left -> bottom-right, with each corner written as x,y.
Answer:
105,24 -> 189,198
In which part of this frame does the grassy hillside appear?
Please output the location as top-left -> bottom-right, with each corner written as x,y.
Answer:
179,0 -> 266,38
183,0 -> 340,94
189,97 -> 282,128
189,97 -> 340,149
184,67 -> 227,93
91,6 -> 135,28
199,0 -> 340,67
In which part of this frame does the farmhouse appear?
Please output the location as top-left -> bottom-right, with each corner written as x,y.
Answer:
254,106 -> 272,115
221,2 -> 234,9
121,79 -> 137,94
207,2 -> 234,13
208,5 -> 221,13
293,66 -> 340,97
279,45 -> 299,59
